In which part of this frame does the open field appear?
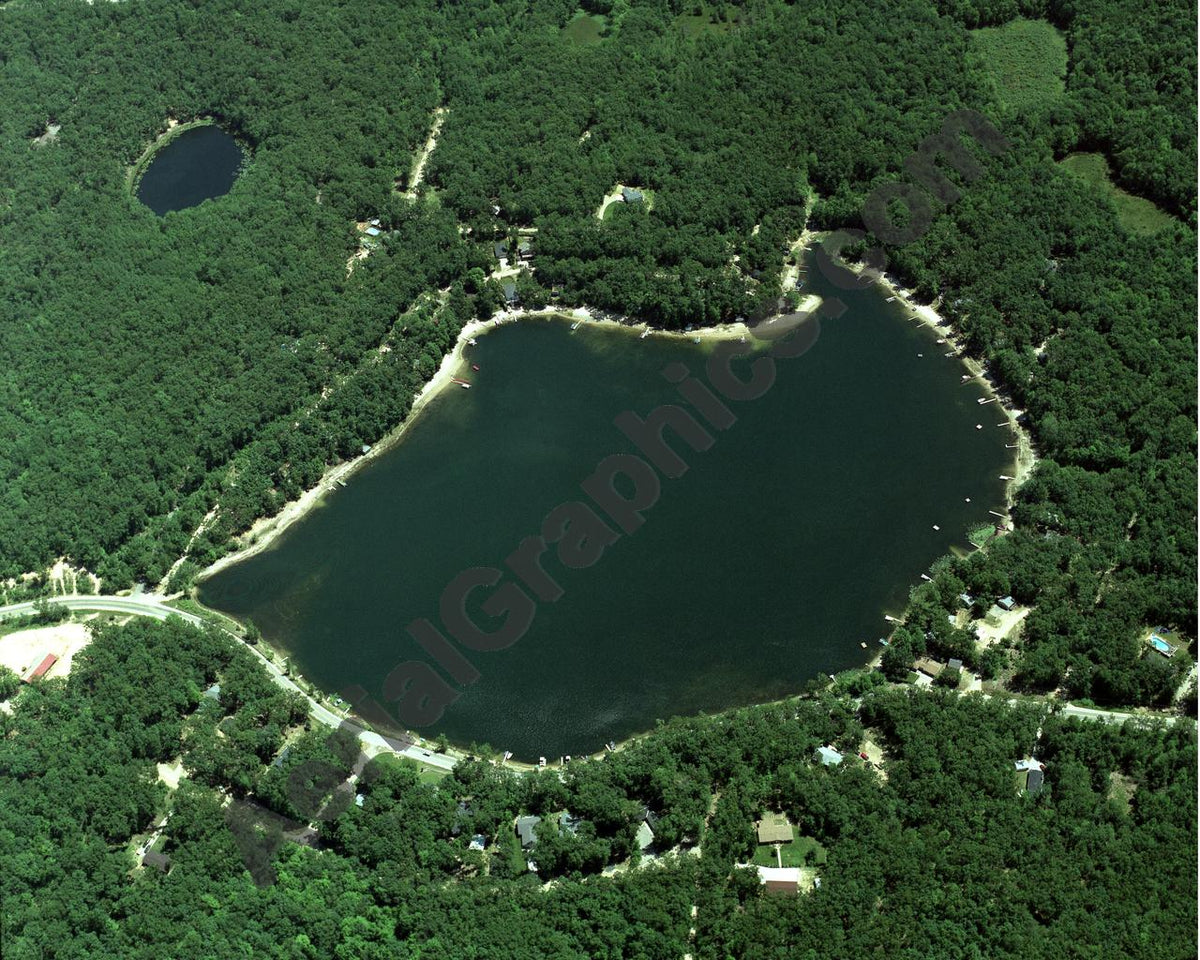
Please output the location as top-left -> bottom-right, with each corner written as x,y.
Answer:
1058,152 -> 1178,235
969,19 -> 1067,111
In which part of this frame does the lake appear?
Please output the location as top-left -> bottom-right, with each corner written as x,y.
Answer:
135,124 -> 244,215
198,251 -> 1013,759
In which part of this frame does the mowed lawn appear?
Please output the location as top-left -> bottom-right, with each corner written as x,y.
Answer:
969,18 -> 1067,111
750,830 -> 827,869
1059,153 -> 1178,235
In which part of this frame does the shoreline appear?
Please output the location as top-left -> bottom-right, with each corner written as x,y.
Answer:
868,271 -> 1038,511
196,305 -> 803,583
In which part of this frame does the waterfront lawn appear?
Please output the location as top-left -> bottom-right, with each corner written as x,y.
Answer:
1058,153 -> 1177,235
968,19 -> 1067,111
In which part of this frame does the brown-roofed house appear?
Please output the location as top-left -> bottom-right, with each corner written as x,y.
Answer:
913,657 -> 944,678
756,812 -> 793,845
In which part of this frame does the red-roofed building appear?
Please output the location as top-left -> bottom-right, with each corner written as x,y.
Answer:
24,653 -> 57,682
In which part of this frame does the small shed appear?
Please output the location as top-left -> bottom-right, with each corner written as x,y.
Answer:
516,815 -> 540,849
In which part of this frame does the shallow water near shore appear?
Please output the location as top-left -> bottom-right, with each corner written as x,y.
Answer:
199,250 -> 1012,759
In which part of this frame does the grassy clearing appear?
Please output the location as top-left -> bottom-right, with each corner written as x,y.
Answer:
562,11 -> 607,44
1058,153 -> 1177,236
673,3 -> 739,38
968,19 -> 1067,111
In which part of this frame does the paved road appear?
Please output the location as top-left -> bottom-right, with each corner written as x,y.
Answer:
0,594 -> 457,771
1059,703 -> 1188,728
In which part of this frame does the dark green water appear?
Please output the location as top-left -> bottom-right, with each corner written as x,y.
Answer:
199,256 -> 1012,758
136,124 -> 243,215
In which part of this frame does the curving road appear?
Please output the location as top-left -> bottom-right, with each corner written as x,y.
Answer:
0,594 -> 457,770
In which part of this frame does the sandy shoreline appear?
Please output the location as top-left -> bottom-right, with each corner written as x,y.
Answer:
867,270 -> 1038,509
196,305 -> 802,583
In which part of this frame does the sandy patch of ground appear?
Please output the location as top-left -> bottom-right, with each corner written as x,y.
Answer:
861,735 -> 888,780
0,621 -> 92,680
157,759 -> 185,789
974,605 -> 1029,647
0,622 -> 91,680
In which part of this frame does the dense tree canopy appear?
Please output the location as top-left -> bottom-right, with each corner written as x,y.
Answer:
1,618 -> 1194,956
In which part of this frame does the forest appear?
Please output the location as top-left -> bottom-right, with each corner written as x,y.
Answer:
1,617 -> 1194,957
0,0 -> 1194,707
0,0 -> 1196,950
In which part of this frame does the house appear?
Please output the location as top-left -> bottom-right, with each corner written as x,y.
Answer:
622,187 -> 645,203
502,280 -> 519,305
947,658 -> 963,672
558,810 -> 582,837
517,238 -> 533,260
1025,768 -> 1045,795
958,593 -> 974,606
635,821 -> 655,851
468,834 -> 487,852
516,815 -> 540,849
23,653 -> 57,683
816,746 -> 843,767
142,849 -> 172,873
1015,757 -> 1046,795
755,812 -> 793,845
364,226 -> 381,237
754,865 -> 801,895
493,240 -> 508,261
998,596 -> 1016,611
201,682 -> 221,701
913,657 -> 944,679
